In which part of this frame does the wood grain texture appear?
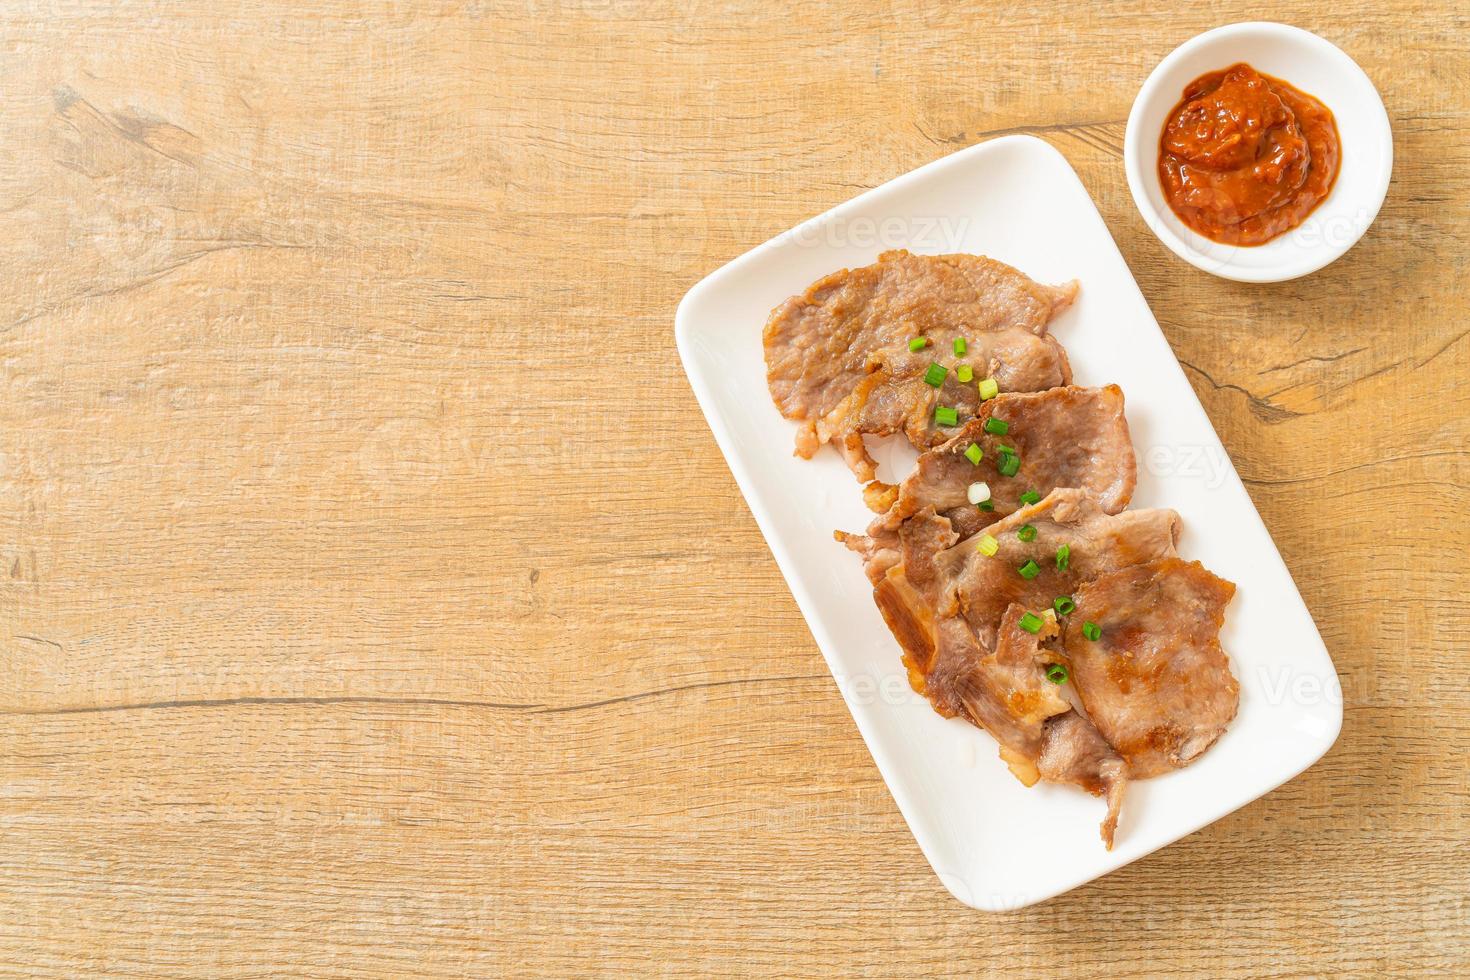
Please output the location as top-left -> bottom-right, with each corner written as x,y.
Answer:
1,1 -> 1467,976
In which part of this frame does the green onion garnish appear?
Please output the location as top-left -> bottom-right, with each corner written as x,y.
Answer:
954,337 -> 967,356
956,364 -> 973,383
923,363 -> 948,387
964,443 -> 983,465
1018,489 -> 1040,506
1055,545 -> 1070,571
1018,559 -> 1040,580
978,500 -> 994,511
978,377 -> 999,400
998,452 -> 1020,477
1018,612 -> 1043,635
1045,663 -> 1069,684
934,405 -> 958,426
983,417 -> 1010,435
1081,621 -> 1101,642
1054,596 -> 1076,616
909,337 -> 927,352
1017,524 -> 1037,542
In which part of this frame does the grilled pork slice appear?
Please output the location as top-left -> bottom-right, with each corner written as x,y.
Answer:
1038,712 -> 1128,848
874,384 -> 1136,530
839,384 -> 1139,591
928,605 -> 1128,848
764,250 -> 1077,481
841,490 -> 1178,845
1062,558 -> 1240,777
948,490 -> 1182,655
843,489 -> 1180,694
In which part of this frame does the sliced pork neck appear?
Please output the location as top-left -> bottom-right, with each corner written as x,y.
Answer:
840,385 -> 1140,596
839,489 -> 1181,846
844,490 -> 1181,681
874,384 -> 1136,531
1062,558 -> 1240,778
787,251 -> 1243,849
928,604 -> 1128,848
946,490 -> 1182,655
764,250 -> 1077,481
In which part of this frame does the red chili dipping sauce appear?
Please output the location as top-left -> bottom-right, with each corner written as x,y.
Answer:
1158,63 -> 1340,246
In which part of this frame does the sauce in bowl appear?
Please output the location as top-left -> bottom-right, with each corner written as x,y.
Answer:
1158,63 -> 1340,246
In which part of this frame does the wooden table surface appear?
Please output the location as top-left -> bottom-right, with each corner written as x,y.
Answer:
2,1 -> 1466,976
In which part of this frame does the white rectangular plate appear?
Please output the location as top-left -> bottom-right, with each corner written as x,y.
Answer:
675,135 -> 1341,910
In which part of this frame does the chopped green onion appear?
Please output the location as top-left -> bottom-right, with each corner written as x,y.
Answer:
1081,621 -> 1101,642
954,337 -> 967,356
923,363 -> 948,387
967,481 -> 991,505
964,442 -> 983,465
1018,489 -> 1041,506
1018,559 -> 1040,580
909,337 -> 927,352
956,364 -> 973,383
978,500 -> 994,511
983,417 -> 1010,435
998,452 -> 1020,477
1045,663 -> 1069,684
1054,595 -> 1076,616
997,444 -> 1015,456
934,405 -> 958,426
977,534 -> 999,557
1018,612 -> 1044,635
1055,545 -> 1070,571
1017,524 -> 1037,542
978,377 -> 999,400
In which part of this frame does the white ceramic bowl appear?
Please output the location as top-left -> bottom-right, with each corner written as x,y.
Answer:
1124,22 -> 1392,282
